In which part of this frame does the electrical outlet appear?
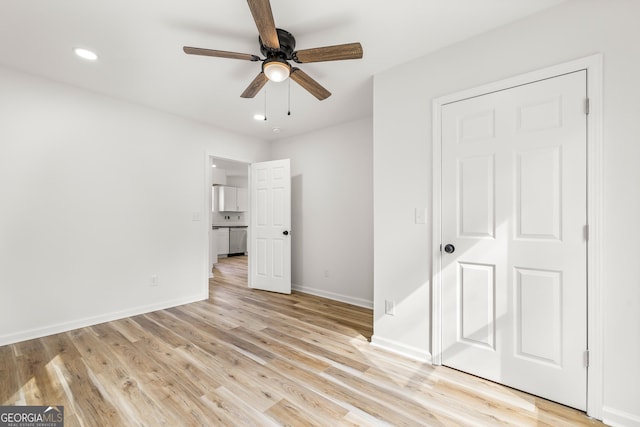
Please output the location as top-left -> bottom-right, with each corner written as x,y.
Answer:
385,299 -> 395,316
150,275 -> 159,287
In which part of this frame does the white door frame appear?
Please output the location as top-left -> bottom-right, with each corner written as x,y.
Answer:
203,151 -> 252,284
431,54 -> 603,418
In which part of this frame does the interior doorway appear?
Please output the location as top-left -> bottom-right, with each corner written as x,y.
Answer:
208,156 -> 251,279
205,155 -> 292,294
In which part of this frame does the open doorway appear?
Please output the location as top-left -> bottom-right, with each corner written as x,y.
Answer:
208,156 -> 250,279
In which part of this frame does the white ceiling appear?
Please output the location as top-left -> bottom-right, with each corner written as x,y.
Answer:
0,0 -> 565,141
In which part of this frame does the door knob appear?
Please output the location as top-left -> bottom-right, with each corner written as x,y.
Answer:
444,244 -> 455,254
283,230 -> 289,236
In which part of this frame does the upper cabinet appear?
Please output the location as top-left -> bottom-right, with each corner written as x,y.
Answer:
236,187 -> 248,212
218,186 -> 237,212
213,185 -> 248,212
211,167 -> 227,186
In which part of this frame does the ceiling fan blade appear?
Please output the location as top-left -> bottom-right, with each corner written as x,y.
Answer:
290,68 -> 331,101
293,42 -> 363,63
183,46 -> 260,61
240,72 -> 269,98
246,0 -> 280,50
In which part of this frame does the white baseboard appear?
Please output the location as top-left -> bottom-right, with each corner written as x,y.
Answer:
0,291 -> 208,346
291,283 -> 373,309
370,334 -> 432,363
603,406 -> 640,427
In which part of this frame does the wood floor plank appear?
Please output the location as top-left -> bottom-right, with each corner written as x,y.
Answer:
66,329 -> 117,376
262,327 -> 371,372
57,355 -> 127,426
266,357 -> 431,426
230,325 -> 332,372
0,255 -> 604,426
324,365 -> 486,426
200,386 -> 280,427
265,398 -> 331,427
0,344 -> 20,404
13,339 -> 65,406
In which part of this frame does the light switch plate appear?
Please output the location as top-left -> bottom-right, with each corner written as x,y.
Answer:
415,207 -> 427,224
385,299 -> 395,316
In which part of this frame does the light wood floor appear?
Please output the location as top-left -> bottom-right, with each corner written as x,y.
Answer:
0,256 -> 604,426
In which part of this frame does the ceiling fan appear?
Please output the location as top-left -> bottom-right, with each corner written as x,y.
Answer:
183,0 -> 363,101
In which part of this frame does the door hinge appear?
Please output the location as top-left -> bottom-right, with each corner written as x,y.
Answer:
584,224 -> 589,241
439,243 -> 443,252
585,98 -> 590,115
584,350 -> 590,368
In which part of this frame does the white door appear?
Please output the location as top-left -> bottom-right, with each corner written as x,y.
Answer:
441,71 -> 587,410
249,159 -> 291,294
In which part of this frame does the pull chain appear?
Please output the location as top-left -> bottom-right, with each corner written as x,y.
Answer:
264,87 -> 268,121
287,79 -> 291,116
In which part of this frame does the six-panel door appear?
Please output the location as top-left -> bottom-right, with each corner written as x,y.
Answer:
441,71 -> 588,410
249,159 -> 292,294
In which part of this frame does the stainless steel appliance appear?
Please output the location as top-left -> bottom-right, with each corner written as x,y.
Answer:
229,227 -> 247,255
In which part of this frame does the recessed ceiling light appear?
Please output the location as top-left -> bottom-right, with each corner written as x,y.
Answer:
211,164 -> 217,168
253,114 -> 266,121
74,48 -> 98,61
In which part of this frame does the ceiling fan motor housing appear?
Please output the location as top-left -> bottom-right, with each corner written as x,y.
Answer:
260,28 -> 296,60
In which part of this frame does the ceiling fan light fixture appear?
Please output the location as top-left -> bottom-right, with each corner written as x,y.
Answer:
263,58 -> 291,82
183,2 -> 363,101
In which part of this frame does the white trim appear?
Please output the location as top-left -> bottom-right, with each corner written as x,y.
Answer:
247,163 -> 253,288
292,283 -> 373,309
204,152 -> 214,291
371,335 -> 432,363
585,56 -> 604,421
431,54 -> 603,419
0,292 -> 207,347
431,88 -> 444,366
204,152 -> 254,288
602,406 -> 640,427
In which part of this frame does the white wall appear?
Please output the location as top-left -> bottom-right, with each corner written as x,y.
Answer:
0,66 -> 269,345
373,1 -> 640,425
271,118 -> 373,308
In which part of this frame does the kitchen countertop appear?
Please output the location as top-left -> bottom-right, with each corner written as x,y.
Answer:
212,225 -> 248,228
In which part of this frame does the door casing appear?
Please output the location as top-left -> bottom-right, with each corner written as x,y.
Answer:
431,54 -> 603,419
203,153 -> 252,280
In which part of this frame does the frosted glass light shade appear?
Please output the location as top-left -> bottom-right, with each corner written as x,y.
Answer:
263,60 -> 290,82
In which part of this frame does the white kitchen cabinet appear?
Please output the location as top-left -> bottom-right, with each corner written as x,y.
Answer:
213,185 -> 248,212
214,227 -> 230,255
236,187 -> 248,212
210,167 -> 227,185
218,186 -> 237,212
209,230 -> 218,270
